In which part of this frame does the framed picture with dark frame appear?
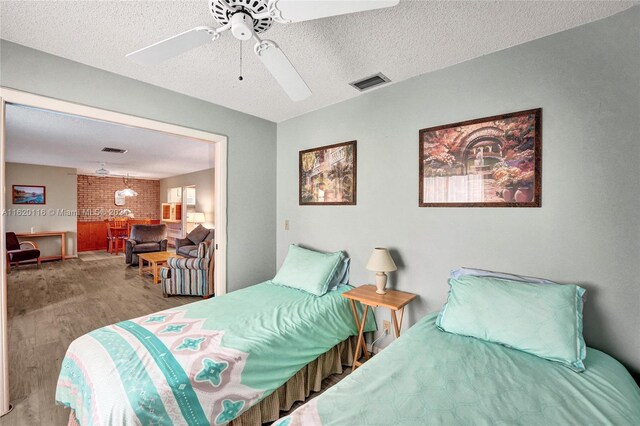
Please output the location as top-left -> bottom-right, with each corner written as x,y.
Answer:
299,140 -> 357,205
12,185 -> 46,205
419,108 -> 541,207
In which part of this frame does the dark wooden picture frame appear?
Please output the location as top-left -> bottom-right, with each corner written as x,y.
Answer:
12,185 -> 46,205
419,108 -> 541,207
299,140 -> 357,205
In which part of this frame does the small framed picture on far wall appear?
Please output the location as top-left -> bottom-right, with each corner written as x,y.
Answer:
12,185 -> 46,205
299,140 -> 357,205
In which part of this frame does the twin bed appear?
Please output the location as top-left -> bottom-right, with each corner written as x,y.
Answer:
277,268 -> 640,425
56,248 -> 640,425
276,312 -> 640,425
56,281 -> 371,425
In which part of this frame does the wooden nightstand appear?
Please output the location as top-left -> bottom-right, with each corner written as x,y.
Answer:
341,285 -> 417,370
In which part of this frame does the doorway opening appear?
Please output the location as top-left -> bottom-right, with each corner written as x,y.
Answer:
0,87 -> 228,416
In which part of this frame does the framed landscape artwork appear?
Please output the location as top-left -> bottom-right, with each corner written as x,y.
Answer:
299,141 -> 356,205
12,185 -> 46,205
419,108 -> 541,207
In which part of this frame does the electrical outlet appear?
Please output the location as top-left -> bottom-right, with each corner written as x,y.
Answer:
284,219 -> 290,230
382,320 -> 391,334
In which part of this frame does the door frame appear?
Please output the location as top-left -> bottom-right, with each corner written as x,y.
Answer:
0,87 -> 228,416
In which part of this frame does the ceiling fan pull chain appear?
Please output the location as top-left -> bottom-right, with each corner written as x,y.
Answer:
238,40 -> 244,81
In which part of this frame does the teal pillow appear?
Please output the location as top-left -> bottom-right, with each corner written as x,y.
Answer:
450,267 -> 587,306
436,275 -> 587,372
272,245 -> 345,296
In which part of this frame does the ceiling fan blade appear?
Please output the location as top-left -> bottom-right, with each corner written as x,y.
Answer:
127,26 -> 218,65
268,0 -> 399,23
254,40 -> 311,101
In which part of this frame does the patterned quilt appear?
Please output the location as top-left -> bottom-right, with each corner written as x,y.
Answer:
56,282 -> 373,425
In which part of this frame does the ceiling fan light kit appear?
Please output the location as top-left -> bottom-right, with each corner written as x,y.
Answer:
127,0 -> 399,101
229,12 -> 254,41
211,0 -> 274,33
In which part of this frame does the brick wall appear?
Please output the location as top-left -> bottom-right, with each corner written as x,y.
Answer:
77,175 -> 160,221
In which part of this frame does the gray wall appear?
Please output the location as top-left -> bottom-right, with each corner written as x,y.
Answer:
277,8 -> 640,373
0,41 -> 277,292
5,163 -> 77,257
160,168 -> 215,226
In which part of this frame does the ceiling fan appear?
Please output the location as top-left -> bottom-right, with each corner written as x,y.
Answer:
94,163 -> 131,178
126,0 -> 400,101
95,162 -> 110,176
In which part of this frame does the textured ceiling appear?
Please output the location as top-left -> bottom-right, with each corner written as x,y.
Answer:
0,1 -> 636,122
5,104 -> 214,179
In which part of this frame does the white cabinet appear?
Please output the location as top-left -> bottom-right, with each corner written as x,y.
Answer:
167,187 -> 182,203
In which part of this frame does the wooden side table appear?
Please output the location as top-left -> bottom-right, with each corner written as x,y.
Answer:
341,285 -> 417,370
16,231 -> 67,262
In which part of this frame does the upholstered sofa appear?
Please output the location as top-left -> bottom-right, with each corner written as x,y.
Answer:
160,240 -> 214,297
175,225 -> 214,258
125,224 -> 168,266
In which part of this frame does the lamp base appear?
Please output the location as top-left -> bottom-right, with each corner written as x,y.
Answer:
375,272 -> 388,295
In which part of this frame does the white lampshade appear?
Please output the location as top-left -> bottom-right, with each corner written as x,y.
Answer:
120,188 -> 138,197
366,248 -> 397,272
191,212 -> 206,224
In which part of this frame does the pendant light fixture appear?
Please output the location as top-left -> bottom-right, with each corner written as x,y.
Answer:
120,175 -> 138,197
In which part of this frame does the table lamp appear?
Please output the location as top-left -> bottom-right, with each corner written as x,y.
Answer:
191,212 -> 206,225
366,247 -> 397,295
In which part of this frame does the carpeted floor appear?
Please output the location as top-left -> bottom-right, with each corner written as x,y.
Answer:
77,250 -> 125,261
0,255 -> 351,425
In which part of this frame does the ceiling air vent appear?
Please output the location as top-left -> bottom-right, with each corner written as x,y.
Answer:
101,147 -> 128,154
349,73 -> 390,92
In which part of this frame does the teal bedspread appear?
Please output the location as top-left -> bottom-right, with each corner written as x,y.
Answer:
56,282 -> 372,425
276,312 -> 640,425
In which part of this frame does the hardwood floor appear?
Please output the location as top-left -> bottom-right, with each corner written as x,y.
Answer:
0,256 -> 193,426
